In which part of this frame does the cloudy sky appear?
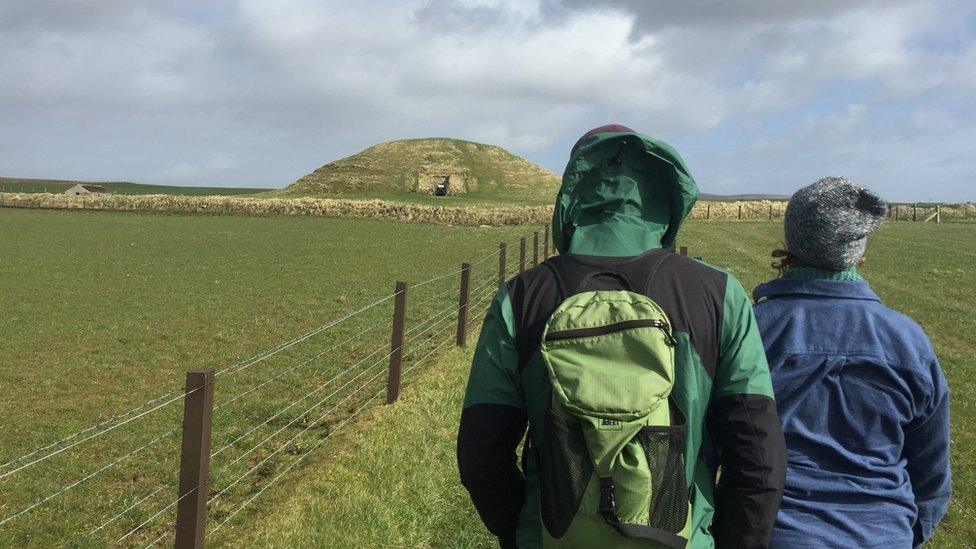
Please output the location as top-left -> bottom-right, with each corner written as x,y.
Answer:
1,0 -> 974,201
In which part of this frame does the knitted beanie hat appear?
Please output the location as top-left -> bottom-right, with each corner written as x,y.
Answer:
785,177 -> 888,271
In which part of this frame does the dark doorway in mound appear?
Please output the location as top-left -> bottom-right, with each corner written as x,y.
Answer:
434,177 -> 450,196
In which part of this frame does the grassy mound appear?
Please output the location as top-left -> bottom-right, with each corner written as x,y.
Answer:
284,138 -> 560,205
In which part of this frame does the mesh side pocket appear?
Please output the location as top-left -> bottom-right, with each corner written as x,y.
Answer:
638,424 -> 688,533
539,410 -> 592,538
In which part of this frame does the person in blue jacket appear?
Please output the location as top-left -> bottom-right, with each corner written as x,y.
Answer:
753,177 -> 951,548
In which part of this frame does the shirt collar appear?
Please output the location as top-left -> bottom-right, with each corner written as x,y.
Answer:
753,277 -> 882,302
781,266 -> 864,282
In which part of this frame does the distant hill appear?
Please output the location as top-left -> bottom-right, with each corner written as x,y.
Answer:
0,177 -> 271,197
283,138 -> 560,204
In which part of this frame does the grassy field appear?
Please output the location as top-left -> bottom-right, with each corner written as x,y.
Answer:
0,208 -> 533,547
0,209 -> 972,547
0,177 -> 272,196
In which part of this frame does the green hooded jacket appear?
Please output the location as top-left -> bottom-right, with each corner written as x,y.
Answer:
458,127 -> 786,548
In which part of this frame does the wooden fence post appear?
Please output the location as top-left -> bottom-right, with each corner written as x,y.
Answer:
768,205 -> 773,220
519,237 -> 526,273
894,205 -> 900,221
533,232 -> 539,267
456,263 -> 470,347
738,205 -> 743,220
706,204 -> 710,220
498,243 -> 507,289
174,370 -> 215,549
386,281 -> 407,404
913,203 -> 917,222
936,204 -> 941,223
544,225 -> 550,258
679,246 -> 688,256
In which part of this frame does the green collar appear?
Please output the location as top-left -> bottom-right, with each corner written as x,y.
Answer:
782,267 -> 864,281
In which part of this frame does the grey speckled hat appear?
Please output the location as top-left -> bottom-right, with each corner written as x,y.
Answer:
785,177 -> 888,270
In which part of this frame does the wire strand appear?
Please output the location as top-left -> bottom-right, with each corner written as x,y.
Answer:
117,481 -> 201,543
213,318 -> 388,413
87,486 -> 165,538
951,497 -> 976,522
0,292 -> 396,477
206,291 -> 480,541
206,363 -> 389,511
205,385 -> 386,540
0,392 -> 190,483
0,426 -> 178,527
211,347 -> 392,473
211,342 -> 391,462
214,291 -> 396,380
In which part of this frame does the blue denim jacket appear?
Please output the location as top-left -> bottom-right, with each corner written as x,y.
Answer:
753,276 -> 951,549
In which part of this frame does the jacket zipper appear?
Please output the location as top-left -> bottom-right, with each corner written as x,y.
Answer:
545,319 -> 676,346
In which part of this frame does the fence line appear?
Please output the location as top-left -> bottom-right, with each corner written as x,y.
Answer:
204,280 -> 498,542
204,384 -> 387,543
213,317 -> 389,414
0,390 -> 190,483
214,291 -> 397,380
212,346 -> 394,466
0,291 -> 398,479
1,228 -> 550,546
207,361 -> 391,512
403,274 -> 497,344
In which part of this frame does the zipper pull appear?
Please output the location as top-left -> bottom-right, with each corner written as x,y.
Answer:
652,319 -> 677,347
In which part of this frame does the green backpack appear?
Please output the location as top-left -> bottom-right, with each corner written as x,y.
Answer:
537,258 -> 692,548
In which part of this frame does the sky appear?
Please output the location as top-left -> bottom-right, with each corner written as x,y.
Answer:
1,0 -> 974,201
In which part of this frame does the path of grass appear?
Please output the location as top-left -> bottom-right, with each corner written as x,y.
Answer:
211,347 -> 492,548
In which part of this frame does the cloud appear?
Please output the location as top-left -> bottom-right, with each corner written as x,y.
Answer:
0,0 -> 972,200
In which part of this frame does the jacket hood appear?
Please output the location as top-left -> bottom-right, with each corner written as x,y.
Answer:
552,126 -> 699,256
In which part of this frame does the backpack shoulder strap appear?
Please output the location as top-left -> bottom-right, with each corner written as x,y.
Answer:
543,255 -> 634,299
545,249 -> 674,300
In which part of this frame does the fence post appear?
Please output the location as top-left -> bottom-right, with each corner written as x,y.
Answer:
498,243 -> 507,289
533,232 -> 539,267
519,237 -> 526,273
706,204 -> 710,220
936,204 -> 941,223
679,246 -> 688,256
544,225 -> 550,258
457,263 -> 470,347
913,203 -> 917,222
738,205 -> 742,220
768,205 -> 773,220
174,369 -> 215,549
894,205 -> 899,221
386,281 -> 407,404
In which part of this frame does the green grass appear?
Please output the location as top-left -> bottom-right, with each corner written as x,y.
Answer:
0,208 -> 533,547
0,177 -> 273,196
0,210 -> 972,547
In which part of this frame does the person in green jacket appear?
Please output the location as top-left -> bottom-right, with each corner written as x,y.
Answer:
457,125 -> 787,548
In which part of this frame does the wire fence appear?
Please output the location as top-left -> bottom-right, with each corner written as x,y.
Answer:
0,227 -> 550,547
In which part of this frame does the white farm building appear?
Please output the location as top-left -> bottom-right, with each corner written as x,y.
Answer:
64,184 -> 109,196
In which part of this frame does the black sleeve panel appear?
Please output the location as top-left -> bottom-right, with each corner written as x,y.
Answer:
708,394 -> 787,549
458,403 -> 529,548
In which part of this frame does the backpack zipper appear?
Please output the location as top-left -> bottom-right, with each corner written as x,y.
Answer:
545,319 -> 676,346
